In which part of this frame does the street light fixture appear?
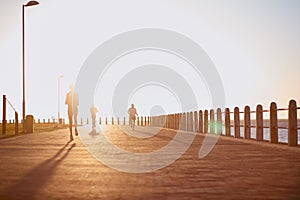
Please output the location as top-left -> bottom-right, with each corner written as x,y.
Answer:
58,75 -> 64,124
22,1 -> 39,133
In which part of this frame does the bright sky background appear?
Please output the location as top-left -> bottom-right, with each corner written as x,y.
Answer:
0,0 -> 300,121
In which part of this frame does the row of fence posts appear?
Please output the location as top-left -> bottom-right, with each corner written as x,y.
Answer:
4,118 -> 66,124
86,116 -> 151,126
98,100 -> 298,147
149,100 -> 298,146
2,94 -> 298,146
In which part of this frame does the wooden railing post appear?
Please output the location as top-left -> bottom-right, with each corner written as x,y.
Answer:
217,108 -> 222,134
174,113 -> 179,130
137,116 -> 140,126
15,112 -> 18,134
234,107 -> 240,138
2,95 -> 6,135
288,100 -> 297,146
204,110 -> 208,133
174,114 -> 177,130
159,116 -> 161,127
166,115 -> 169,128
141,116 -> 144,126
105,117 -> 108,125
170,114 -> 173,129
225,108 -> 231,136
244,106 -> 251,139
151,116 -> 154,127
146,116 -> 148,126
186,112 -> 190,131
182,112 -> 186,131
178,113 -> 182,130
174,114 -> 178,130
112,117 -> 114,125
173,114 -> 176,129
169,114 -> 172,129
117,117 -> 120,125
198,110 -> 203,133
256,105 -> 263,141
169,114 -> 173,129
270,102 -> 278,143
152,116 -> 154,126
210,109 -> 215,134
188,111 -> 193,132
194,111 -> 198,133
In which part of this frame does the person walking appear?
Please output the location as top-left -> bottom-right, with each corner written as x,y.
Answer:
65,84 -> 79,141
90,104 -> 98,129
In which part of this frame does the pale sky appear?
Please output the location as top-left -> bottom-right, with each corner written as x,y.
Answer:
0,0 -> 300,121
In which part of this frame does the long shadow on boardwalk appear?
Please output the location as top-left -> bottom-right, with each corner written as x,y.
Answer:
1,140 -> 75,200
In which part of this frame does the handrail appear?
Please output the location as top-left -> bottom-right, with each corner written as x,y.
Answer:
6,98 -> 17,113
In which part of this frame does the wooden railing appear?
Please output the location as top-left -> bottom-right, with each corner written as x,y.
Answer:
101,100 -> 299,147
2,95 -> 299,147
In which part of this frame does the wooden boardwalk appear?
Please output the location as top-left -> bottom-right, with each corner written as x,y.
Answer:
0,125 -> 299,200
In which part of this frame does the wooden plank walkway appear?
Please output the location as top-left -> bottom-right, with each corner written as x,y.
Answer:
0,125 -> 299,200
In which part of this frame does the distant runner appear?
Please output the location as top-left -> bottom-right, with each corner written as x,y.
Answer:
128,104 -> 138,131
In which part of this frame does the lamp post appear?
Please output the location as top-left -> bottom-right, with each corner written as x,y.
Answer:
22,1 -> 39,133
58,75 -> 64,124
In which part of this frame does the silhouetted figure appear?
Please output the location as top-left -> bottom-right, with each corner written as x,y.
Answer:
90,104 -> 98,128
128,104 -> 138,131
65,84 -> 79,141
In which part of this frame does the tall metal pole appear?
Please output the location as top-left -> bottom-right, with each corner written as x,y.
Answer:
22,4 -> 26,133
21,1 -> 39,133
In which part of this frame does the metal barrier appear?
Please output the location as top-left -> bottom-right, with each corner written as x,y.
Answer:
2,95 -> 19,135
